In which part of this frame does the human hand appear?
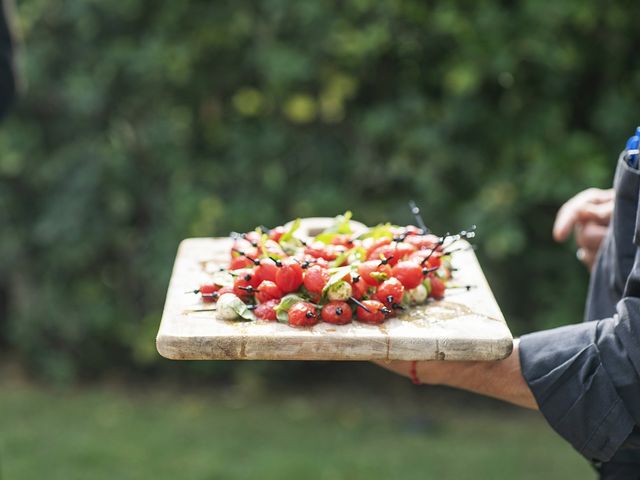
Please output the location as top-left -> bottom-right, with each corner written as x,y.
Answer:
552,188 -> 614,270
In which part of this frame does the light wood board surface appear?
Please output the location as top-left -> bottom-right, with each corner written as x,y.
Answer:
156,238 -> 512,361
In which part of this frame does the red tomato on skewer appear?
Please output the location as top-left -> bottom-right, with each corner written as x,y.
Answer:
355,300 -> 388,324
275,259 -> 304,293
391,261 -> 424,289
288,302 -> 319,327
358,260 -> 392,286
303,265 -> 330,295
321,301 -> 353,325
376,278 -> 405,307
255,280 -> 283,303
254,299 -> 279,321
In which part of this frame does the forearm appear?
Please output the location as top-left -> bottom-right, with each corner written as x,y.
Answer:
374,339 -> 538,410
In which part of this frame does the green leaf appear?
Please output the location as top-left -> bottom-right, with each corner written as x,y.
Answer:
314,231 -> 339,244
279,218 -> 301,244
278,218 -> 303,255
220,294 -> 256,321
276,310 -> 289,324
330,248 -> 354,268
313,211 -> 354,244
369,271 -> 389,282
230,298 -> 256,321
357,223 -> 395,240
274,294 -> 306,314
259,232 -> 269,258
334,211 -> 353,234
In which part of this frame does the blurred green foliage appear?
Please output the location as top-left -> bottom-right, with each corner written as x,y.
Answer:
1,0 -> 640,380
0,379 -> 592,479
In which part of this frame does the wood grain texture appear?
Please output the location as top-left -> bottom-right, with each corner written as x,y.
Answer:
156,238 -> 513,361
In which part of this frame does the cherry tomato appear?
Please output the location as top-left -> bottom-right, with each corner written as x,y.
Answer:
350,274 -> 368,299
288,302 -> 319,327
275,259 -> 304,293
300,254 -> 328,268
355,300 -> 388,324
268,226 -> 285,242
425,254 -> 442,270
408,250 -> 428,264
231,238 -> 254,258
203,286 -> 233,302
199,283 -> 220,303
303,264 -> 330,294
304,242 -> 345,261
376,277 -> 405,306
321,301 -> 352,325
243,231 -> 262,245
405,234 -> 440,250
358,260 -> 392,286
429,275 -> 446,299
255,280 -> 283,303
254,257 -> 279,283
230,255 -> 255,270
304,242 -> 332,260
254,299 -> 279,321
363,237 -> 392,258
367,244 -> 397,264
233,268 -> 261,298
263,239 -> 286,258
394,242 -> 417,260
391,260 -> 424,289
368,242 -> 416,265
403,225 -> 424,236
330,234 -> 354,247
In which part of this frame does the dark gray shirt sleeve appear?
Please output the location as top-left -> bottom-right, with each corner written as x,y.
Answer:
519,159 -> 640,462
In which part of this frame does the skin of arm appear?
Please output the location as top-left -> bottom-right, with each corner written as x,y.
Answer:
374,187 -> 615,410
374,339 -> 538,410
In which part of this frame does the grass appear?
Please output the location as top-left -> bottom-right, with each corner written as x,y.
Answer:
0,374 -> 594,480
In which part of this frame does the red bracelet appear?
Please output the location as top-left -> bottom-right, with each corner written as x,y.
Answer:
409,360 -> 421,385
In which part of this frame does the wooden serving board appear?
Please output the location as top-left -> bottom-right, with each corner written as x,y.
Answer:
156,238 -> 512,361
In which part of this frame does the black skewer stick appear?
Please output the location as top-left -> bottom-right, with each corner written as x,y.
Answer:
231,248 -> 260,265
237,286 -> 258,293
378,255 -> 393,266
442,245 -> 477,256
420,235 -> 448,266
200,293 -> 221,299
422,266 -> 439,276
268,256 -> 283,267
408,200 -> 430,234
349,297 -> 371,313
446,284 -> 476,291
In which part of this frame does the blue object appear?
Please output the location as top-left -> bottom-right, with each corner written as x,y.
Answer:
624,126 -> 640,169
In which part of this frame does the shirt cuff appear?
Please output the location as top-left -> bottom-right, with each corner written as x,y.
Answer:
519,322 -> 636,462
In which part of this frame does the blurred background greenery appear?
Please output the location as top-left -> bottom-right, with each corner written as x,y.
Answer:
2,0 -> 640,477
